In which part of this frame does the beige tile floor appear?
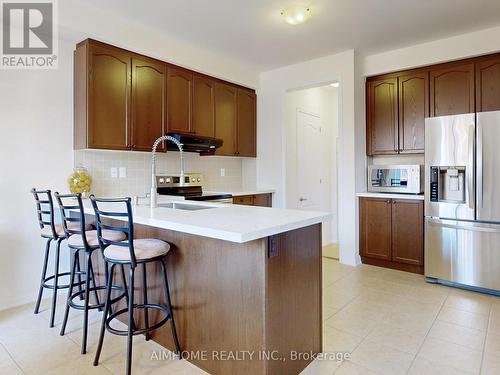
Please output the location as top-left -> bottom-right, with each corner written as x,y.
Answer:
303,258 -> 500,375
1,258 -> 499,375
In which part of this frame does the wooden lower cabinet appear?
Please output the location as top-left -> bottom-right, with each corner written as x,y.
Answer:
391,199 -> 424,266
359,197 -> 424,274
360,198 -> 392,260
233,193 -> 272,207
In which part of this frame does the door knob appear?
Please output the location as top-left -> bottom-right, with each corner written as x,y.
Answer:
299,197 -> 308,202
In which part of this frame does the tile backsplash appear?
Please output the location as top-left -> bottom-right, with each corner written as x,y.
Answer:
74,150 -> 244,197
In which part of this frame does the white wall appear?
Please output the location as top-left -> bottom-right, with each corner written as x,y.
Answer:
257,50 -> 359,266
284,86 -> 338,245
363,25 -> 500,76
0,0 -> 259,310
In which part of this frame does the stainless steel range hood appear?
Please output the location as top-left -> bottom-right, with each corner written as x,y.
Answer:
165,133 -> 223,154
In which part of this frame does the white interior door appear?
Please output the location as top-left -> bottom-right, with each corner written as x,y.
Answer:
297,110 -> 322,210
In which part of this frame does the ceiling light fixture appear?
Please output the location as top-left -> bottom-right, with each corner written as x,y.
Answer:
281,5 -> 311,25
330,82 -> 339,88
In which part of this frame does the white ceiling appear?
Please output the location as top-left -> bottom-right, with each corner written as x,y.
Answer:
85,0 -> 500,71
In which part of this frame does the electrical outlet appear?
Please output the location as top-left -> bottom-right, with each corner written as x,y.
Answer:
119,167 -> 127,178
110,167 -> 118,178
220,168 -> 225,177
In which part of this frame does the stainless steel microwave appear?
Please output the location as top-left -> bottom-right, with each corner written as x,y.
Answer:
368,164 -> 424,194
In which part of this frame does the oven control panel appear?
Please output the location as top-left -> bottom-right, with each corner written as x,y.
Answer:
156,173 -> 204,187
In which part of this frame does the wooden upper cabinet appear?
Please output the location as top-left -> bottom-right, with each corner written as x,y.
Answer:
398,71 -> 428,153
192,75 -> 215,137
87,44 -> 131,150
237,88 -> 257,157
476,55 -> 500,112
366,77 -> 398,155
430,62 -> 475,116
167,67 -> 193,134
391,200 -> 423,265
131,57 -> 166,152
215,82 -> 237,156
359,197 -> 392,261
74,39 -> 256,156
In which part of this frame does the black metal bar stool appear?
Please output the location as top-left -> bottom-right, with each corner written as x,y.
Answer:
55,192 -> 128,354
31,188 -> 92,328
90,196 -> 181,375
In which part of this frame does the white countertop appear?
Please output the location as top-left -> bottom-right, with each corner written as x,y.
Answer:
356,192 -> 424,200
80,197 -> 329,243
203,189 -> 275,197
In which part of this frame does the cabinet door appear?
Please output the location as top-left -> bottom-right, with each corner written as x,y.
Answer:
192,75 -> 215,137
253,193 -> 271,207
398,71 -> 428,153
366,77 -> 398,155
88,45 -> 131,150
237,88 -> 257,157
233,195 -> 255,206
167,67 -> 192,134
359,197 -> 392,261
476,55 -> 500,112
430,62 -> 475,116
131,57 -> 166,152
215,83 -> 237,156
391,200 -> 423,265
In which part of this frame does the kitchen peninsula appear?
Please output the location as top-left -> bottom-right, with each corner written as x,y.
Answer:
80,199 -> 329,375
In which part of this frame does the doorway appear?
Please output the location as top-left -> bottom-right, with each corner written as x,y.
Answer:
285,83 -> 339,258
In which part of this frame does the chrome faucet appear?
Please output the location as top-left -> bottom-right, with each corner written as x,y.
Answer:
150,135 -> 184,208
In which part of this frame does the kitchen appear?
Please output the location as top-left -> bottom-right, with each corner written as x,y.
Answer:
2,1 -> 500,375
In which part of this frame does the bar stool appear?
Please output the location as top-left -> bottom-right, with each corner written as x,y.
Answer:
55,193 -> 128,354
90,196 -> 181,375
31,188 -> 92,328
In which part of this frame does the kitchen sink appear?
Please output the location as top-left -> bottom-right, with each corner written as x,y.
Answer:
158,202 -> 215,211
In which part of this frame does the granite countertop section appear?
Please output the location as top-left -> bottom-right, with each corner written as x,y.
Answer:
79,197 -> 329,243
356,192 -> 425,200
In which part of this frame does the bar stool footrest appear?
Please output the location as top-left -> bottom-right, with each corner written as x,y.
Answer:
105,304 -> 172,337
68,285 -> 126,311
42,272 -> 86,290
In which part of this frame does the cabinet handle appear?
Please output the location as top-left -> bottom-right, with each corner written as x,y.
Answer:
386,200 -> 391,203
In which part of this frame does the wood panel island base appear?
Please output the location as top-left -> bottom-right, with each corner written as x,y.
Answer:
82,200 -> 328,375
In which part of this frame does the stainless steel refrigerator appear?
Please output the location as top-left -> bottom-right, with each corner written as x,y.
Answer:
425,111 -> 500,293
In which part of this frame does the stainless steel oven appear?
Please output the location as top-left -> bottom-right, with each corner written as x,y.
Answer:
367,165 -> 423,194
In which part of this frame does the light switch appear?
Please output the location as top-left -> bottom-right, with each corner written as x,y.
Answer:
119,167 -> 127,178
220,168 -> 225,177
110,167 -> 118,178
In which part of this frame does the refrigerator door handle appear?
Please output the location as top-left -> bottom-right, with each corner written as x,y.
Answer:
467,124 -> 475,210
426,218 -> 500,233
477,120 -> 483,209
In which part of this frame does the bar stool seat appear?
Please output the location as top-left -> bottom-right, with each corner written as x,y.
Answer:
68,229 -> 126,248
41,223 -> 93,238
104,239 -> 170,262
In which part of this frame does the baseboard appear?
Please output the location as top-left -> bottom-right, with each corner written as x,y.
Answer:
0,294 -> 38,313
322,243 -> 339,259
361,257 -> 424,275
